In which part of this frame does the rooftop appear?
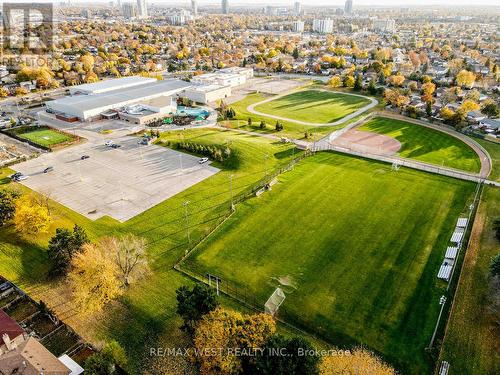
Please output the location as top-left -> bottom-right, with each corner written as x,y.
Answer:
70,76 -> 157,94
0,309 -> 24,346
49,79 -> 191,113
0,337 -> 70,375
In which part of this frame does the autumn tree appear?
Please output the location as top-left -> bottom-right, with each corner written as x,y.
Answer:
456,70 -> 476,88
387,74 -> 405,87
48,225 -> 89,276
69,242 -> 123,314
343,75 -> 355,88
328,75 -> 342,88
421,82 -> 436,103
250,334 -> 319,375
176,284 -> 218,334
13,195 -> 51,235
193,307 -> 276,375
459,99 -> 480,114
320,348 -> 395,375
110,234 -> 149,286
0,190 -> 20,226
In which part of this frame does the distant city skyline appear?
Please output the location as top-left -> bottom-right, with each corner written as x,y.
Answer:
13,0 -> 498,6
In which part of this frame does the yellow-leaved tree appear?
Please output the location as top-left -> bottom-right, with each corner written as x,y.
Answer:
193,307 -> 276,375
13,195 -> 51,235
68,235 -> 149,314
320,348 -> 396,375
459,99 -> 480,114
328,75 -> 342,88
69,242 -> 123,314
456,70 -> 476,88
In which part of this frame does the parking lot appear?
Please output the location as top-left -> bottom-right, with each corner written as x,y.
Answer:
12,118 -> 219,222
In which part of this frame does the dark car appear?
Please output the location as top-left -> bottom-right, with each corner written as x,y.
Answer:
43,166 -> 54,173
81,155 -> 90,160
110,144 -> 121,149
9,172 -> 22,180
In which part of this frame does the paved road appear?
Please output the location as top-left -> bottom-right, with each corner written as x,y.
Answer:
247,89 -> 378,127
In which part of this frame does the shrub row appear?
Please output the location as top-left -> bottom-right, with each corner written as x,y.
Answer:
176,142 -> 232,162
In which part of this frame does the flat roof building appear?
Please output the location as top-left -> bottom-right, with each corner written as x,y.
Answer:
47,79 -> 191,121
68,76 -> 157,95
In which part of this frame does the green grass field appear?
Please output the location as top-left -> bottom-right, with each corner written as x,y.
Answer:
359,117 -> 481,173
222,91 -> 367,141
439,186 -> 500,374
475,138 -> 500,181
253,89 -> 370,124
183,152 -> 476,374
0,129 -> 301,373
13,127 -> 74,147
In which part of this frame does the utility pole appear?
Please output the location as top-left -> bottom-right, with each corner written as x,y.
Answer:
183,201 -> 191,245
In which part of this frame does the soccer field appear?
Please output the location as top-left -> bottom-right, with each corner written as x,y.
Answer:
253,89 -> 371,124
184,152 -> 475,373
359,117 -> 482,173
15,128 -> 73,147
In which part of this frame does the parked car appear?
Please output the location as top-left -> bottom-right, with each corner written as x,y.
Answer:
46,108 -> 54,114
198,157 -> 209,164
9,172 -> 22,180
110,144 -> 121,149
43,166 -> 54,173
14,174 -> 29,181
81,155 -> 90,160
104,140 -> 114,146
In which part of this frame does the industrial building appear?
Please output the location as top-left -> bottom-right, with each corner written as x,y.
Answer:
46,68 -> 253,123
47,79 -> 190,122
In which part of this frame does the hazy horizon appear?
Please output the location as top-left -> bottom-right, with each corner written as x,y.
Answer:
2,0 -> 500,7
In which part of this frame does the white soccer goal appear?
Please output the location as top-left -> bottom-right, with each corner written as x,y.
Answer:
391,162 -> 401,171
264,287 -> 286,315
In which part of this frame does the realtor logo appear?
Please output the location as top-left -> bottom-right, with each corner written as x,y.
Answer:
1,3 -> 53,54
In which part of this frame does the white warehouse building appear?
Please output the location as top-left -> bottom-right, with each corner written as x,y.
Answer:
47,79 -> 191,121
68,76 -> 157,95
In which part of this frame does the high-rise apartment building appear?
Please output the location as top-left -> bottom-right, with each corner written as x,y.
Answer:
312,19 -> 334,33
137,0 -> 147,18
222,0 -> 229,14
344,0 -> 353,15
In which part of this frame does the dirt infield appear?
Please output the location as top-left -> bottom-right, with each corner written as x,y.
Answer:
332,130 -> 401,155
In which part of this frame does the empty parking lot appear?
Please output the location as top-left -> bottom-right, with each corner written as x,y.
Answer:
13,120 -> 219,222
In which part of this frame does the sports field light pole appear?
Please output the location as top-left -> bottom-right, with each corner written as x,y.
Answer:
428,295 -> 447,350
183,200 -> 191,247
229,174 -> 234,210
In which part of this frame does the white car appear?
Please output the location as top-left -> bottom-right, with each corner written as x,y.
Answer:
15,175 -> 29,181
198,157 -> 209,164
104,140 -> 114,146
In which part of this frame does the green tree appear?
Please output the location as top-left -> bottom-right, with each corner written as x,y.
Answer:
491,253 -> 500,278
85,341 -> 127,375
0,190 -> 20,226
368,78 -> 377,95
176,284 -> 218,333
481,102 -> 499,118
354,74 -> 363,91
48,225 -> 89,276
292,48 -> 299,59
